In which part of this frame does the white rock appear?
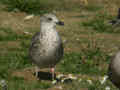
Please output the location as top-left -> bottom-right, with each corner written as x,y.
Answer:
78,78 -> 82,82
24,14 -> 34,20
56,74 -> 64,79
87,79 -> 92,84
55,86 -> 63,90
105,86 -> 110,90
68,74 -> 77,80
23,31 -> 32,35
52,80 -> 57,85
100,75 -> 108,84
0,80 -> 7,87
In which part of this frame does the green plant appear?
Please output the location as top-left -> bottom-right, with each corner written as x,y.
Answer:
3,0 -> 52,14
84,4 -> 103,12
81,13 -> 116,33
0,28 -> 31,41
58,35 -> 110,75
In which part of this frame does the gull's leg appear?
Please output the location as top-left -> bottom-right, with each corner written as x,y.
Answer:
35,66 -> 39,77
50,67 -> 55,80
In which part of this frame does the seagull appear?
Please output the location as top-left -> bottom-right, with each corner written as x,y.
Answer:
109,8 -> 120,26
29,13 -> 64,80
108,51 -> 120,89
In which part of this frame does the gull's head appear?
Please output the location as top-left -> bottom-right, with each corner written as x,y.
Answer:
40,13 -> 64,27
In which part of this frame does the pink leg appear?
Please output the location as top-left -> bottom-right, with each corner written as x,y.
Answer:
50,67 -> 55,80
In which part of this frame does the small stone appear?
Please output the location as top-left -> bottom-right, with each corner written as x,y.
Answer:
105,86 -> 110,90
56,74 -> 64,79
23,31 -> 32,35
0,80 -> 7,87
55,86 -> 63,90
87,79 -> 92,84
0,80 -> 8,90
78,78 -> 82,82
100,75 -> 108,84
52,80 -> 57,85
24,14 -> 34,20
13,8 -> 20,12
68,74 -> 77,80
76,38 -> 79,41
61,78 -> 73,83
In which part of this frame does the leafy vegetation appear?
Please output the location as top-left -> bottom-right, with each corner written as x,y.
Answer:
0,0 -> 82,14
0,0 -> 104,14
58,39 -> 110,75
81,13 -> 117,33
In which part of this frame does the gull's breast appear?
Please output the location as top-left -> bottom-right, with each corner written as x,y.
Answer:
30,29 -> 63,68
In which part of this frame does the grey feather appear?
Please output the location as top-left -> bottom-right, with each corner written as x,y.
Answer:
108,51 -> 120,89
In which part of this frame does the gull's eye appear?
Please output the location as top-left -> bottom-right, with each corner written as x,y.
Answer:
48,17 -> 52,21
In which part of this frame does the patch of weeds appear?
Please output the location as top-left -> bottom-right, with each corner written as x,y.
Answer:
0,0 -> 4,4
0,50 -> 31,71
59,52 -> 104,75
80,37 -> 110,75
21,40 -> 30,49
0,28 -> 31,41
0,66 -> 9,79
84,4 -> 103,12
3,0 -> 49,14
0,27 -> 32,75
0,28 -> 17,41
11,76 -> 25,81
81,13 -> 118,33
58,52 -> 81,73
58,37 -> 110,75
32,82 -> 51,89
8,79 -> 51,90
65,78 -> 117,90
1,0 -> 103,14
2,0 -> 67,14
8,79 -> 25,90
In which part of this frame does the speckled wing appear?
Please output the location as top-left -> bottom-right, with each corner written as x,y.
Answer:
54,39 -> 64,64
29,32 -> 41,61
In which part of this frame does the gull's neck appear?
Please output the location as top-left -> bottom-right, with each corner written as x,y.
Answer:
40,23 -> 56,32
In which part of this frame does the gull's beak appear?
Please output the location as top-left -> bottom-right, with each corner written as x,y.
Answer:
56,21 -> 64,26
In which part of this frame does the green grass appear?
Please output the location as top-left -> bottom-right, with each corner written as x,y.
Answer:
58,39 -> 110,75
8,80 -> 51,90
0,27 -> 52,89
0,0 -> 120,89
0,0 -> 104,14
83,4 -> 103,12
63,79 -> 117,90
0,0 -> 83,14
0,28 -> 31,41
81,13 -> 120,33
0,27 -> 114,89
3,0 -> 52,14
1,76 -> 52,90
